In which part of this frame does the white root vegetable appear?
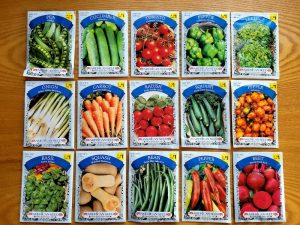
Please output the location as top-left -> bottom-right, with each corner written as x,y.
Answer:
82,173 -> 115,192
104,173 -> 122,195
91,188 -> 120,212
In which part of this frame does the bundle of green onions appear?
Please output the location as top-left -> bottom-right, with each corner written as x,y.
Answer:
27,92 -> 70,142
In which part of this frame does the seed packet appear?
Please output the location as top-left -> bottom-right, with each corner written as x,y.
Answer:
75,151 -> 126,222
131,11 -> 179,77
128,151 -> 179,222
182,12 -> 230,77
24,81 -> 75,149
182,151 -> 231,223
181,80 -> 230,149
231,12 -> 279,79
24,11 -> 76,78
130,80 -> 179,148
77,80 -> 127,149
20,151 -> 74,223
78,11 -> 128,77
233,152 -> 286,222
231,80 -> 278,148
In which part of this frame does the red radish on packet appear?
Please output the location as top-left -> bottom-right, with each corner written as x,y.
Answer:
233,152 -> 286,222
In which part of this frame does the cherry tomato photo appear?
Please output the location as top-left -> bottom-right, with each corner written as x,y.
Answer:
135,40 -> 143,51
159,24 -> 169,35
162,58 -> 171,66
142,48 -> 153,60
152,54 -> 163,65
145,39 -> 156,50
160,47 -> 170,58
136,57 -> 147,67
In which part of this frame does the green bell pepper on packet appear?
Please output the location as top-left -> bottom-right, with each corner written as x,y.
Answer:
212,27 -> 224,41
186,38 -> 199,51
203,44 -> 218,58
187,55 -> 195,65
189,46 -> 203,59
212,58 -> 222,66
200,30 -> 214,45
188,26 -> 203,40
198,58 -> 212,66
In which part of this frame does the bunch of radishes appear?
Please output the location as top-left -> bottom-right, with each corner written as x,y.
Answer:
134,105 -> 174,137
238,163 -> 281,217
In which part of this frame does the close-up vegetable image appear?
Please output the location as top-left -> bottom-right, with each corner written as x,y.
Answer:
135,22 -> 176,68
185,165 -> 227,215
81,92 -> 123,139
235,92 -> 275,140
133,94 -> 174,138
79,163 -> 122,216
27,92 -> 71,144
184,91 -> 225,139
81,21 -> 124,70
24,163 -> 69,215
186,26 -> 225,67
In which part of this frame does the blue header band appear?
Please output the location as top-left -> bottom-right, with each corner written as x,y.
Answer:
182,84 -> 227,99
184,156 -> 229,171
29,15 -> 73,30
81,13 -> 125,29
78,155 -> 124,171
236,155 -> 281,171
80,84 -> 125,99
233,84 -> 276,99
233,16 -> 277,31
131,83 -> 175,98
27,84 -> 73,100
184,14 -> 227,29
131,155 -> 177,171
133,14 -> 177,29
25,155 -> 71,171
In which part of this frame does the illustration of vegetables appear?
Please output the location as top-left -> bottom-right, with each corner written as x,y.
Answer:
29,22 -> 71,71
79,163 -> 122,215
185,164 -> 227,216
81,91 -> 123,140
82,21 -> 124,69
135,23 -> 176,68
238,163 -> 281,217
133,94 -> 174,138
235,23 -> 274,69
27,92 -> 70,143
184,92 -> 225,140
25,163 -> 69,214
186,24 -> 225,68
132,163 -> 175,216
235,92 -> 275,140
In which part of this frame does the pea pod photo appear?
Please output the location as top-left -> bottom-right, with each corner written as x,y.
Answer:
182,152 -> 231,223
77,81 -> 128,149
231,12 -> 279,79
75,151 -> 126,222
24,11 -> 76,78
232,80 -> 278,148
182,12 -> 230,77
128,151 -> 179,222
79,11 -> 128,77
131,11 -> 179,77
181,80 -> 230,149
24,81 -> 75,149
20,151 -> 74,223
233,152 -> 286,222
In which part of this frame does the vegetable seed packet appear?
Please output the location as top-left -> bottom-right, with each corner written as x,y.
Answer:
130,80 -> 179,149
77,80 -> 128,149
78,11 -> 128,77
231,80 -> 278,148
233,152 -> 286,222
24,11 -> 76,78
128,151 -> 179,222
75,151 -> 126,222
182,12 -> 230,77
24,81 -> 75,149
231,12 -> 279,79
182,151 -> 231,223
180,80 -> 230,149
20,151 -> 74,223
131,11 -> 180,77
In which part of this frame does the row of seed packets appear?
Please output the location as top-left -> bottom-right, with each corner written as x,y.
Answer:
23,79 -> 279,149
24,11 -> 279,79
20,151 -> 286,223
